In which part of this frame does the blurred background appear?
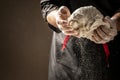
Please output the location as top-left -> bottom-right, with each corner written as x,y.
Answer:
0,0 -> 52,80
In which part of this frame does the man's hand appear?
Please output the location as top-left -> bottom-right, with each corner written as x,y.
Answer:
47,6 -> 78,36
91,16 -> 117,44
56,6 -> 78,36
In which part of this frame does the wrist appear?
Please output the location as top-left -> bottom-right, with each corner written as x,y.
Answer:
111,13 -> 120,31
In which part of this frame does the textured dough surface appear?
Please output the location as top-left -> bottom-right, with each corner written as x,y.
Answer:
68,6 -> 117,44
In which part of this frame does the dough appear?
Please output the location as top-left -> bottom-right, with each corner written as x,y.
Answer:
68,6 -> 117,44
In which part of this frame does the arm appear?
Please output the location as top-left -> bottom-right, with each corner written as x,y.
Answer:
40,0 -> 68,27
40,0 -> 59,21
40,0 -> 62,33
40,0 -> 69,28
111,12 -> 120,31
91,12 -> 120,44
40,0 -> 78,35
40,0 -> 70,29
46,6 -> 78,35
47,6 -> 71,27
46,10 -> 58,27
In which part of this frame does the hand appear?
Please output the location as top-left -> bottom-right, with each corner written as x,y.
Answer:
56,6 -> 78,36
90,16 -> 117,44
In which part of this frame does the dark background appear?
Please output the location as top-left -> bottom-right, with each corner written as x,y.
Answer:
0,0 -> 51,80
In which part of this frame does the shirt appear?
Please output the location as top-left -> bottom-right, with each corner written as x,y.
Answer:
40,0 -> 120,80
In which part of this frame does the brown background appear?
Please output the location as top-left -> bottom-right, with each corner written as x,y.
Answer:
0,0 -> 51,80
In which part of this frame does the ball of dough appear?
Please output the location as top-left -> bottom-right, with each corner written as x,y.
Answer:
68,6 -> 117,44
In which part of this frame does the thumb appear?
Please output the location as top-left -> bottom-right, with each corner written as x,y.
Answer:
58,6 -> 71,20
103,16 -> 111,23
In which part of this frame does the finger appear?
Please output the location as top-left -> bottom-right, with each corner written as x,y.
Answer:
92,30 -> 103,42
97,26 -> 117,43
90,34 -> 107,44
96,27 -> 110,40
57,20 -> 68,25
103,17 -> 117,36
95,27 -> 114,43
100,25 -> 112,36
103,16 -> 111,23
58,6 -> 71,20
62,30 -> 78,36
58,25 -> 73,32
57,20 -> 74,31
90,34 -> 98,43
104,16 -> 116,29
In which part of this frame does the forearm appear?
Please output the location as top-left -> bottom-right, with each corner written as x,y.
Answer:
47,10 -> 58,27
111,12 -> 120,31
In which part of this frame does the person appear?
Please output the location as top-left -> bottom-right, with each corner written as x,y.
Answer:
40,0 -> 120,80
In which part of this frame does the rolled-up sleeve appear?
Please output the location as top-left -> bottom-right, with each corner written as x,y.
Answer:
40,0 -> 63,32
40,0 -> 61,21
